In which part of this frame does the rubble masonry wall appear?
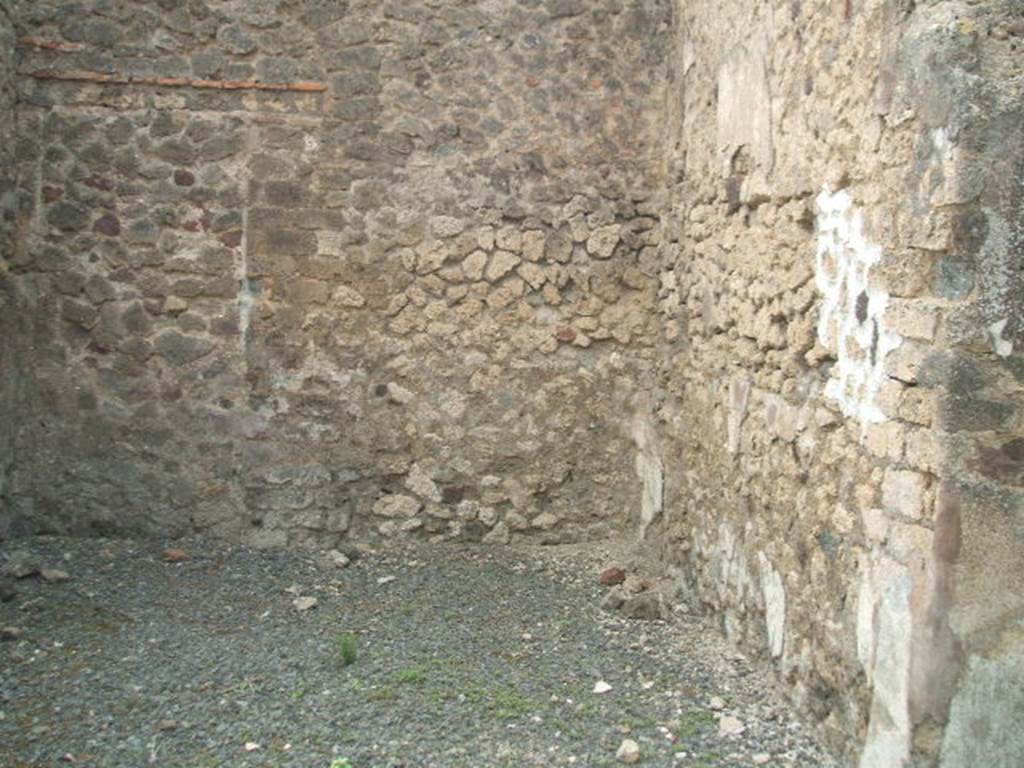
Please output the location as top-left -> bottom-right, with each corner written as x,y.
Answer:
1,1 -> 1022,765
2,0 -> 669,548
652,1 -> 1023,765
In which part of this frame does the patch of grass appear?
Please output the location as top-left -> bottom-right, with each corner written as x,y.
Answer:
291,680 -> 311,700
550,715 -> 586,739
345,677 -> 365,692
455,679 -> 534,720
677,708 -> 717,739
367,686 -> 397,702
336,728 -> 358,744
628,714 -> 658,730
428,687 -> 452,705
338,633 -> 358,667
329,759 -> 353,768
556,617 -> 578,634
396,667 -> 428,685
486,683 -> 534,720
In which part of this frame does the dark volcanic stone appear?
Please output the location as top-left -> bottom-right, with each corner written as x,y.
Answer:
154,330 -> 216,366
93,213 -> 122,237
219,25 -> 257,55
46,201 -> 89,231
154,139 -> 196,166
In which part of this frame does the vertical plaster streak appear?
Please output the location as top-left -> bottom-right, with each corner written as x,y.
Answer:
237,118 -> 255,357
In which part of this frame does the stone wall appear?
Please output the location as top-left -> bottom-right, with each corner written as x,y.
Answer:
2,0 -> 669,545
651,1 -> 1024,766
923,2 -> 1024,765
1,0 -> 1021,765
0,2 -> 20,536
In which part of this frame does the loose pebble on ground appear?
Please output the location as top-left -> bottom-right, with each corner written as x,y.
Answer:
0,536 -> 840,768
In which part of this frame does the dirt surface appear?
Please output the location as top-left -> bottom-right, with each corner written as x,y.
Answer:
0,536 -> 839,768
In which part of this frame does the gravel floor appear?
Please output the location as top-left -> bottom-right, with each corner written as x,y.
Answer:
0,535 -> 840,768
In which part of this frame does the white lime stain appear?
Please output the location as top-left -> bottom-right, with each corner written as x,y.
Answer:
815,187 -> 902,436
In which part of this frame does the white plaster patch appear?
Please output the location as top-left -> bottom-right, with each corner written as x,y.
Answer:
714,522 -> 753,609
716,33 -> 773,191
632,413 -> 664,538
925,127 -> 969,207
237,123 -> 256,347
988,318 -> 1014,358
815,188 -> 902,437
757,553 -> 786,659
856,552 -> 913,768
269,345 -> 354,392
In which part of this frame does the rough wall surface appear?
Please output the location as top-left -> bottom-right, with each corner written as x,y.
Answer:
1,0 -> 1021,765
3,0 -> 668,545
652,0 -> 1023,766
923,2 -> 1024,765
0,2 -> 20,536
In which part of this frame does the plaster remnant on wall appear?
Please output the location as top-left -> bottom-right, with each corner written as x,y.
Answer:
923,128 -> 965,207
270,347 -> 353,393
758,553 -> 786,659
716,33 -> 774,197
632,412 -> 664,538
815,188 -> 902,435
856,552 -> 913,768
711,522 -> 754,615
988,318 -> 1014,358
939,649 -> 1024,768
726,379 -> 751,454
237,123 -> 256,346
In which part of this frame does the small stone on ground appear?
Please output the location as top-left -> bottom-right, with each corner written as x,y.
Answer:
600,566 -> 626,586
293,596 -> 318,611
616,737 -> 641,764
